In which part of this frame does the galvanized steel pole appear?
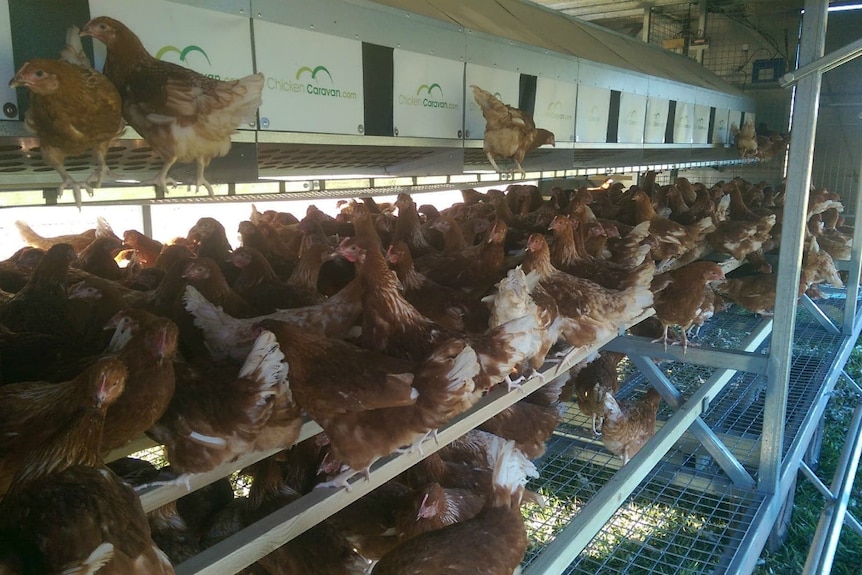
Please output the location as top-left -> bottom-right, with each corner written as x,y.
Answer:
760,0 -> 828,494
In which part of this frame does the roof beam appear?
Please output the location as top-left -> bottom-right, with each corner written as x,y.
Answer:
565,7 -> 649,20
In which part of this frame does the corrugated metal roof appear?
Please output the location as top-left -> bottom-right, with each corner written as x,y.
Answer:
369,0 -> 745,94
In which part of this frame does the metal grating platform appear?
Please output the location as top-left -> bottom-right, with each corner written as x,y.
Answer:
518,290 -> 855,574
523,452 -> 764,575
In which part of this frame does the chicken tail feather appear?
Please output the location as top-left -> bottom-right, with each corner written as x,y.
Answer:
626,220 -> 651,244
625,259 -> 657,291
444,341 -> 480,393
59,542 -> 114,575
238,330 -> 288,395
14,220 -> 45,248
95,216 -> 117,240
622,278 -> 655,319
59,25 -> 91,69
690,216 -> 716,239
490,439 -> 538,506
183,284 -> 249,361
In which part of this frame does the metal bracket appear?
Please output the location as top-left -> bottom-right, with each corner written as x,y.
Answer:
800,294 -> 842,336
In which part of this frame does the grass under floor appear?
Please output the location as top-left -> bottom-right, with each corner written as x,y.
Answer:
754,346 -> 862,575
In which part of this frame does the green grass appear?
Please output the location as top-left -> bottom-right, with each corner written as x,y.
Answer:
754,346 -> 862,575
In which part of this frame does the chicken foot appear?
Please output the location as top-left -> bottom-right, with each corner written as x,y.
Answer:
505,373 -> 527,392
651,325 -> 691,353
506,366 -> 544,393
590,413 -> 603,438
485,151 -> 502,173
133,472 -> 193,494
57,174 -> 93,211
315,466 -> 370,492
513,158 -> 527,177
545,345 -> 576,364
192,157 -> 215,197
43,146 -> 93,210
394,429 -> 439,456
85,147 -> 124,188
140,156 -> 178,196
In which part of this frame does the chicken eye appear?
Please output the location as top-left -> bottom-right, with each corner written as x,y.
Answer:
34,70 -> 44,78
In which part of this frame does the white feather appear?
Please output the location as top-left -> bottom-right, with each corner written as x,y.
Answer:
59,542 -> 114,575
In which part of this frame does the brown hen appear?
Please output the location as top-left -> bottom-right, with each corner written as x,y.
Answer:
0,357 -> 128,496
601,388 -> 662,465
9,26 -> 123,207
82,16 -> 263,196
0,356 -> 175,574
260,318 -> 480,485
523,233 -> 654,349
471,84 -> 555,175
148,329 -> 300,474
651,261 -> 725,350
372,440 -> 531,575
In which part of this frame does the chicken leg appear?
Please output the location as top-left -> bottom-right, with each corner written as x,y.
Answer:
513,157 -> 527,177
193,157 -> 215,196
141,156 -> 178,196
42,145 -> 93,210
485,151 -> 502,173
85,142 -> 122,189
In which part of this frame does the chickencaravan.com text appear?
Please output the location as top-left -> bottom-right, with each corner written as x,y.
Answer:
267,77 -> 359,100
398,94 -> 460,110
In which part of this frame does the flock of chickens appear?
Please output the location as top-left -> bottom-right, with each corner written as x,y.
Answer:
0,169 -> 851,573
8,16 -> 557,211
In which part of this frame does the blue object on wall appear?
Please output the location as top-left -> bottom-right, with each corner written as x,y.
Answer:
752,58 -> 787,83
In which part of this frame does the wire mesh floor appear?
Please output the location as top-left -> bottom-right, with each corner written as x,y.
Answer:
519,290 -> 855,574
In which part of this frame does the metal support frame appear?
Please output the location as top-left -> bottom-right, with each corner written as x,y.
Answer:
727,299 -> 862,575
141,204 -> 153,239
603,335 -> 768,374
799,461 -> 862,539
802,402 -> 862,575
760,0 -> 828,496
842,370 -> 862,396
800,294 -> 841,335
628,354 -> 757,489
523,319 -> 771,575
843,153 -> 862,334
780,35 -> 862,87
642,7 -> 651,44
695,0 -> 707,65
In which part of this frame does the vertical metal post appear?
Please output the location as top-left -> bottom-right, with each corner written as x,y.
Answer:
760,0 -> 828,494
642,7 -> 651,44
142,204 -> 153,238
843,154 -> 862,334
801,402 -> 862,575
696,0 -> 707,65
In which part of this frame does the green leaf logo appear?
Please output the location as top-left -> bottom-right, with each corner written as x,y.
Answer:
156,45 -> 211,66
548,100 -> 563,112
296,65 -> 333,82
417,83 -> 443,97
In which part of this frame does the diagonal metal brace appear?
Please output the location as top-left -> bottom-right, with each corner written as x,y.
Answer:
800,294 -> 841,335
628,354 -> 757,490
799,461 -> 862,539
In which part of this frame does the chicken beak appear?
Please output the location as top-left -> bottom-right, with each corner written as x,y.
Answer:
8,75 -> 23,88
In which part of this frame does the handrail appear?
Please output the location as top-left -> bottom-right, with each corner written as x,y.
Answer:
779,35 -> 862,88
